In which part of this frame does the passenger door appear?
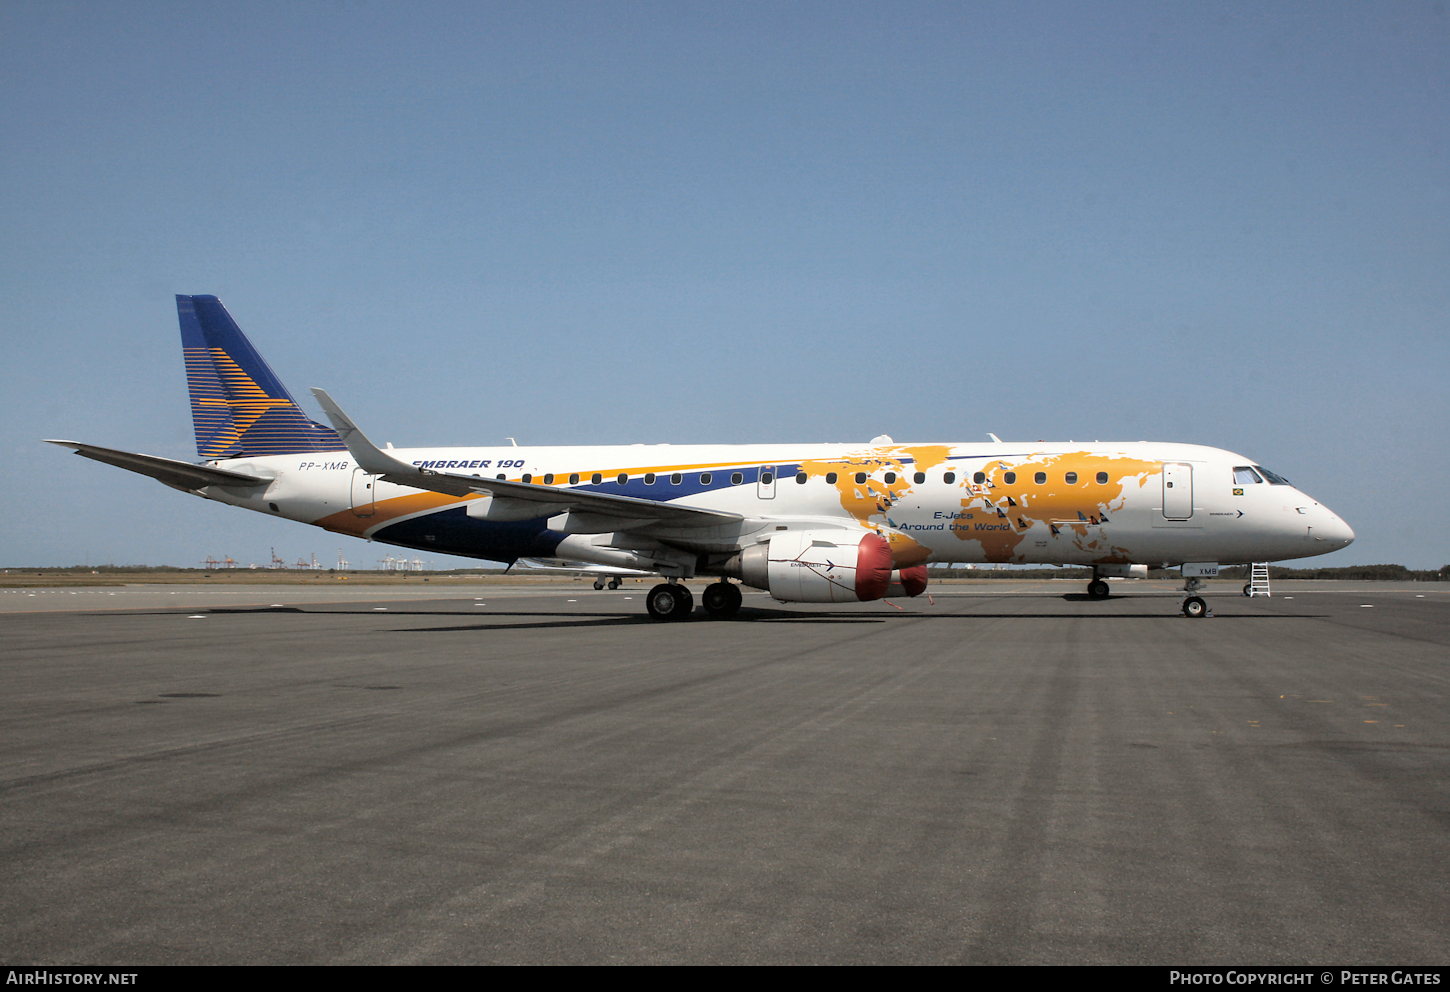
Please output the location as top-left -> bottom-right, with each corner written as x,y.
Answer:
1161,463 -> 1193,520
351,468 -> 377,517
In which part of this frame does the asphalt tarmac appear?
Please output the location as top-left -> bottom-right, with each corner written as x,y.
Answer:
2,582 -> 1447,964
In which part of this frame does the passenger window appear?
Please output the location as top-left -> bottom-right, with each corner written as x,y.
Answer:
731,472 -> 744,485
522,474 -> 532,483
943,472 -> 956,484
700,473 -> 712,485
1004,472 -> 1016,485
761,471 -> 774,485
884,472 -> 896,484
1034,472 -> 1046,485
1096,471 -> 1108,485
644,473 -> 656,485
826,472 -> 838,484
616,473 -> 628,485
543,473 -> 554,485
591,473 -> 602,484
973,472 -> 986,484
569,473 -> 579,485
1065,472 -> 1077,485
671,473 -> 682,485
497,474 -> 506,481
796,472 -> 807,484
913,472 -> 925,484
1233,466 -> 1264,484
855,472 -> 867,484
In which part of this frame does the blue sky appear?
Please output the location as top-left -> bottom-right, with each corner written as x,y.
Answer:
2,1 -> 1445,569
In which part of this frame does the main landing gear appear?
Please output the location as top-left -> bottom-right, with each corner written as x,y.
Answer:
701,581 -> 742,619
644,580 -> 742,620
593,577 -> 623,590
1086,578 -> 1111,599
646,582 -> 694,621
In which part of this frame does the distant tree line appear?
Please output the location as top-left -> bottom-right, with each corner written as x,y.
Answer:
1215,563 -> 1448,581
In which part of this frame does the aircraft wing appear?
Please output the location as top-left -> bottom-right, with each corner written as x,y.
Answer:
310,389 -> 743,529
44,440 -> 273,491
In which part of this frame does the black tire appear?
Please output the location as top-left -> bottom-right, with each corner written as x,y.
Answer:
646,583 -> 693,621
1243,583 -> 1252,597
702,582 -> 743,619
1183,596 -> 1207,618
608,577 -> 621,590
593,579 -> 605,590
646,583 -> 680,620
1088,579 -> 1110,600
671,584 -> 694,619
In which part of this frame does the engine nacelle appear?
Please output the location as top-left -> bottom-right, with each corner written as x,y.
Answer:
727,530 -> 894,603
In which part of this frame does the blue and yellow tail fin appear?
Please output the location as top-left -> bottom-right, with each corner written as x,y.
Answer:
177,295 -> 343,459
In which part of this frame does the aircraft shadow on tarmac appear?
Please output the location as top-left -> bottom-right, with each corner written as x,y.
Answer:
117,604 -> 1324,626
389,608 -> 895,632
376,610 -> 1318,631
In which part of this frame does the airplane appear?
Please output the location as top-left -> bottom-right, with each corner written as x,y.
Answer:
46,295 -> 1355,621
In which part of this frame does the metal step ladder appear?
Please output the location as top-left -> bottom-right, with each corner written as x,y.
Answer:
1246,562 -> 1271,598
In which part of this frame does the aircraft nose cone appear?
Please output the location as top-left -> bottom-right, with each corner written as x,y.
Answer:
1318,508 -> 1354,548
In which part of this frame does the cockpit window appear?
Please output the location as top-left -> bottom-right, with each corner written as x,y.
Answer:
1233,466 -> 1263,485
1253,465 -> 1292,486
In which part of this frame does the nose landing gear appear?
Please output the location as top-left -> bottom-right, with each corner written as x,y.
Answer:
1181,575 -> 1211,618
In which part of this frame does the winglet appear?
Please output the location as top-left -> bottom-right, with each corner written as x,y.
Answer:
310,388 -> 417,477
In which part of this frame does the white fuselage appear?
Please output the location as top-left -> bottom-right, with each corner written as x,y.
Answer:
197,439 -> 1354,573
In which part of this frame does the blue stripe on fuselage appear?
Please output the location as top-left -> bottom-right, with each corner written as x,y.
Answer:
410,464 -> 804,503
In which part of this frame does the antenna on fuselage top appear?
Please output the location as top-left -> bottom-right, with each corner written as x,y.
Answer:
506,438 -> 518,447
987,433 -> 1002,443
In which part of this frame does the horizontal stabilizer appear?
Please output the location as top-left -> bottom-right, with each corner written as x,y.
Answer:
44,440 -> 273,491
309,388 -> 742,528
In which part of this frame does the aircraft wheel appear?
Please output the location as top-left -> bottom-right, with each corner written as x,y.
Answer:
1183,596 -> 1208,618
646,583 -> 693,621
702,581 -> 743,619
1087,579 -> 1110,599
608,577 -> 621,590
1243,582 -> 1252,597
593,579 -> 605,590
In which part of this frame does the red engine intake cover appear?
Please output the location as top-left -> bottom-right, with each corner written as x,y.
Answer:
897,564 -> 928,598
853,533 -> 894,601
